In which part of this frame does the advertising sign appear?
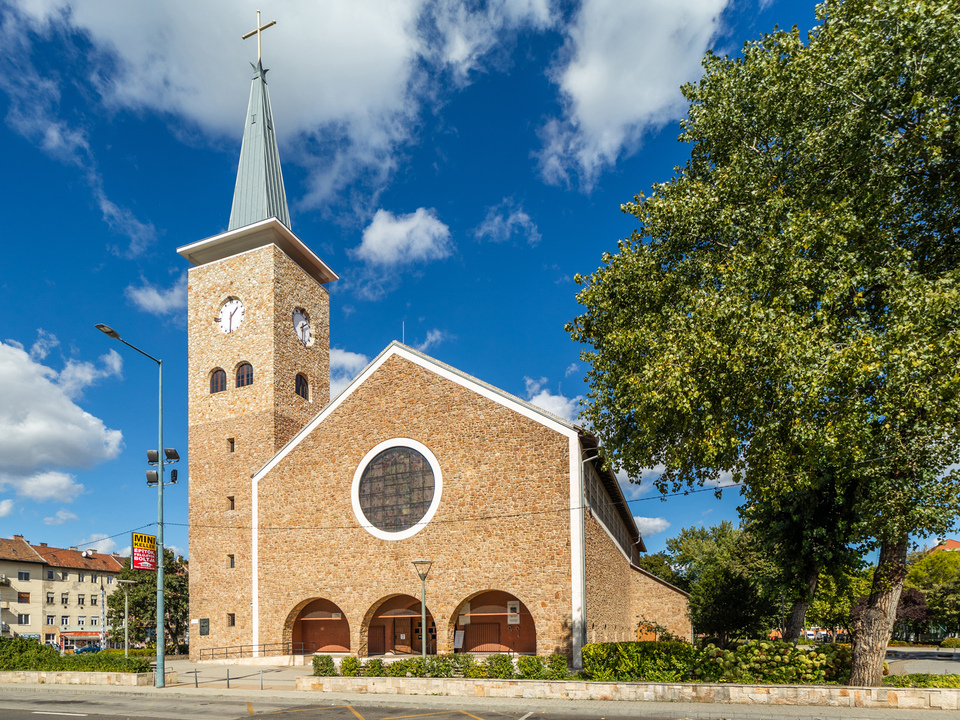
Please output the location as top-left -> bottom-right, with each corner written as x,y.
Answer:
131,532 -> 157,571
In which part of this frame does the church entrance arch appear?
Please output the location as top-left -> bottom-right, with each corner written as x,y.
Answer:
287,598 -> 350,653
362,594 -> 436,656
451,590 -> 536,655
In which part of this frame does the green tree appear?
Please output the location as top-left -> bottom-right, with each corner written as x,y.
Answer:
568,0 -> 960,686
664,521 -> 739,587
106,549 -> 189,647
687,561 -> 775,648
906,550 -> 960,593
807,568 -> 873,639
634,551 -> 688,591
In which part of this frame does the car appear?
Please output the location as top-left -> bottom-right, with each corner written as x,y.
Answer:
74,645 -> 100,654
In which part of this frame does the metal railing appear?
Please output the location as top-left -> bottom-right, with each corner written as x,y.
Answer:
198,641 -> 315,660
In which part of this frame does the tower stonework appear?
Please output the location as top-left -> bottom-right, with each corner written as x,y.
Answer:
181,227 -> 335,659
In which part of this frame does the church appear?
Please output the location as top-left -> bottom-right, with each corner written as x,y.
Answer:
181,31 -> 689,667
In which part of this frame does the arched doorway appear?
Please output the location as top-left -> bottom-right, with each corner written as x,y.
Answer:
291,598 -> 350,653
451,590 -> 536,654
364,594 -> 436,656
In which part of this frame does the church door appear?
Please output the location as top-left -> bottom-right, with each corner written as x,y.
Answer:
465,623 -> 502,652
394,618 -> 412,653
368,626 -> 385,655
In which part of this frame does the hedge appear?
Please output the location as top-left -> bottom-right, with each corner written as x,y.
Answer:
582,641 -> 697,682
693,640 -> 852,685
884,673 -> 960,688
310,653 -> 569,679
0,637 -> 150,673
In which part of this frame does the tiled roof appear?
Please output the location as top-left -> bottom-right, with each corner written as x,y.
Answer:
932,538 -> 960,552
30,544 -> 124,572
0,536 -> 45,563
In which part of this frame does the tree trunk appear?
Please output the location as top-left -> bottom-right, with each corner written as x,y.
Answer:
784,566 -> 820,643
849,539 -> 908,686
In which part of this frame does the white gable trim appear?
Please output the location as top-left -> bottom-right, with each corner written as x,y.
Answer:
252,342 -> 585,655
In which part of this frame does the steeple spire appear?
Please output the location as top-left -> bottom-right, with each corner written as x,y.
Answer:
228,14 -> 290,231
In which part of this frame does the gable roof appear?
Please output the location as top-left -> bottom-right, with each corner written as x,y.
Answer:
30,544 -> 124,573
0,535 -> 46,564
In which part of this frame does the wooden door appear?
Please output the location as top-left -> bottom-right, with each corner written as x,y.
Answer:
394,618 -> 412,653
464,623 -> 502,653
368,625 -> 385,655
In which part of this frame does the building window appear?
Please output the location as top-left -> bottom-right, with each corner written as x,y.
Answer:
18,571 -> 30,582
352,439 -> 443,541
107,576 -> 113,585
91,596 -> 98,607
236,363 -> 253,388
91,574 -> 98,583
61,616 -> 69,626
227,495 -> 235,510
91,617 -> 98,627
210,368 -> 227,393
227,555 -> 235,568
77,617 -> 85,627
228,438 -> 235,453
46,615 -> 55,626
17,614 -> 30,625
61,593 -> 69,605
78,595 -> 85,606
295,373 -> 309,400
227,613 -> 236,627
45,634 -> 56,643
46,570 -> 54,580
78,573 -> 85,582
62,572 -> 69,581
18,592 -> 30,604
46,593 -> 54,604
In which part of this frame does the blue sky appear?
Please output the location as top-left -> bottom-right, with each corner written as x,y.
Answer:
0,0 -> 821,558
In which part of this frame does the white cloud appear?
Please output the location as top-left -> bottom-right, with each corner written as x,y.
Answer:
0,341 -> 122,503
125,273 -> 188,316
634,516 -> 671,537
30,330 -> 60,361
77,533 -> 117,555
44,509 -> 78,526
474,198 -> 541,246
354,208 -> 453,266
57,350 -> 123,399
524,376 -> 582,422
564,362 -> 579,377
538,0 -> 728,188
330,347 -> 370,397
616,466 -> 660,500
414,329 -> 450,353
0,499 -> 13,517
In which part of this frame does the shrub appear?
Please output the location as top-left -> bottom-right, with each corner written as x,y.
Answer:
884,673 -> 960,688
517,655 -> 545,679
340,657 -> 361,677
485,653 -> 515,679
449,653 -> 475,674
463,657 -> 489,678
0,637 -> 149,673
312,654 -> 337,676
100,648 -> 158,658
545,653 -> 569,680
940,638 -> 960,648
426,655 -> 453,678
386,658 -> 411,677
582,641 -> 697,682
363,658 -> 385,676
692,640 -> 852,685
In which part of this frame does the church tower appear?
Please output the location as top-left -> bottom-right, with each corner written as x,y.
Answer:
178,47 -> 337,658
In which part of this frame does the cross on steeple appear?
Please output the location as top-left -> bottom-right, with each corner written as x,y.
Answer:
241,10 -> 277,64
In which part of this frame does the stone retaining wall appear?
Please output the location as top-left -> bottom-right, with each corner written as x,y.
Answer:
298,676 -> 959,710
0,670 -> 176,686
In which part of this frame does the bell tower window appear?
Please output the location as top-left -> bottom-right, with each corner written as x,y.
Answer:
295,373 -> 309,400
210,368 -> 227,393
236,363 -> 253,388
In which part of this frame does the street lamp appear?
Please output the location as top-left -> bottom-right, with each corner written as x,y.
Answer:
412,560 -> 433,659
117,579 -> 137,658
95,323 -> 173,687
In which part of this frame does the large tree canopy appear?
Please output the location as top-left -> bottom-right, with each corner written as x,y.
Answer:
569,0 -> 960,686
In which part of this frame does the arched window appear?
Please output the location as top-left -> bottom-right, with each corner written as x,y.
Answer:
236,363 -> 253,388
295,373 -> 309,400
210,368 -> 226,394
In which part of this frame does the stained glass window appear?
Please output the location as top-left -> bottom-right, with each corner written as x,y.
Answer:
358,447 -> 435,532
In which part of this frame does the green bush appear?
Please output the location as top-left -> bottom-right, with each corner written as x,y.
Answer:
312,654 -> 337,676
545,653 -> 569,680
693,640 -> 852,685
363,658 -> 385,676
884,674 -> 960,688
100,648 -> 158,658
426,655 -> 454,678
0,637 -> 149,673
583,641 -> 697,682
386,658 -> 412,677
340,656 -> 362,676
449,653 -> 474,674
485,653 -> 515,679
940,638 -> 960,648
517,655 -> 545,679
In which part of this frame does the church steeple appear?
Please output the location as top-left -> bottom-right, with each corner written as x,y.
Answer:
228,59 -> 290,231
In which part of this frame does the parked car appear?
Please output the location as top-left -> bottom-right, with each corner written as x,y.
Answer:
75,645 -> 100,654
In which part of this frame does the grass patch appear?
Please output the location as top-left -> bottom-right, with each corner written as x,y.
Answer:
884,674 -> 960,688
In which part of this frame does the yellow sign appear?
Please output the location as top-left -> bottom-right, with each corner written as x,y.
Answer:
131,533 -> 157,571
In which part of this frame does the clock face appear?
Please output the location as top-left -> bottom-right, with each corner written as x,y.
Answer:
292,308 -> 313,346
218,299 -> 245,334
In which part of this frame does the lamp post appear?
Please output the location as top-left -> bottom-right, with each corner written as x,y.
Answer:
95,323 -> 170,687
117,579 -> 137,658
412,561 -> 433,658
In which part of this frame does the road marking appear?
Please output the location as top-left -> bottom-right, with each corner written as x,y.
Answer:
248,701 -> 255,715
382,714 -> 459,720
458,712 -> 487,720
519,714 -> 533,720
347,707 -> 367,720
32,714 -> 88,717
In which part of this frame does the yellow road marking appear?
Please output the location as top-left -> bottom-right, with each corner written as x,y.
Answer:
250,705 -> 352,717
248,702 -> 255,715
381,713 -> 462,720
458,712 -> 488,720
347,707 -> 367,720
